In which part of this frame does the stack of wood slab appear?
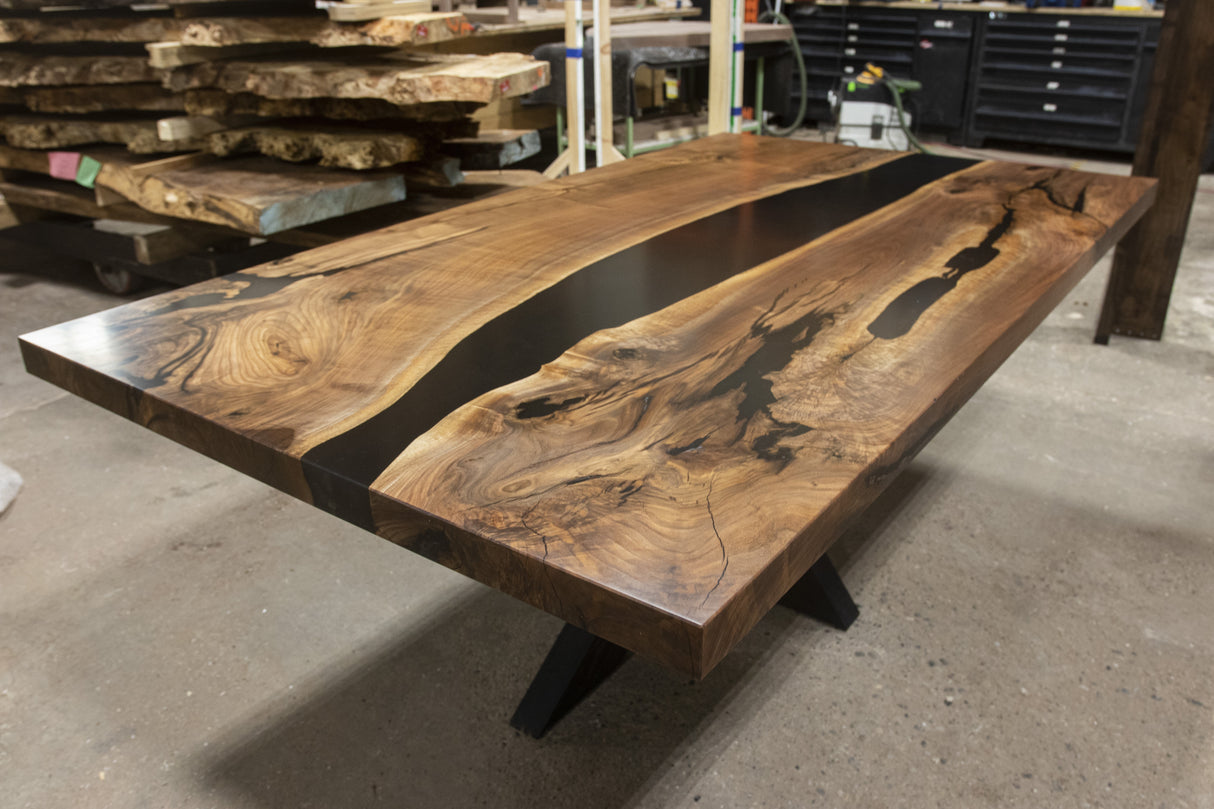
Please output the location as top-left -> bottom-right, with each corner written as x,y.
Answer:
0,0 -> 551,236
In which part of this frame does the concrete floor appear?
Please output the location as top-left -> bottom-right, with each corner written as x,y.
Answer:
1,149 -> 1211,809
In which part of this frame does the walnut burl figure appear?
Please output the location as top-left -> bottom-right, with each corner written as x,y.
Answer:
20,136 -> 1155,725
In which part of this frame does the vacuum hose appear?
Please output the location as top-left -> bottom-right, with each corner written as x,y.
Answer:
757,10 -> 807,137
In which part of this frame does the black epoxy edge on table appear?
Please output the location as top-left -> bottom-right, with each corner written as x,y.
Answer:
301,153 -> 975,530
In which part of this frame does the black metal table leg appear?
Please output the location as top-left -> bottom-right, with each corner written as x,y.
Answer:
779,554 -> 859,630
512,554 -> 857,737
510,623 -> 631,738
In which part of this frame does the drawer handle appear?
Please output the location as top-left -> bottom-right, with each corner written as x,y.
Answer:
847,22 -> 859,30
1047,81 -> 1061,90
1043,103 -> 1058,113
1052,60 -> 1064,69
1057,20 -> 1070,28
847,35 -> 857,42
1055,33 -> 1068,42
1053,46 -> 1066,55
845,47 -> 856,55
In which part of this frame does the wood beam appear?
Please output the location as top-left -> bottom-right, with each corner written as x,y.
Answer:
1096,0 -> 1214,342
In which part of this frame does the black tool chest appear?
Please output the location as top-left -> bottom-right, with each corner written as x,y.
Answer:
788,2 -> 1161,153
968,12 -> 1159,151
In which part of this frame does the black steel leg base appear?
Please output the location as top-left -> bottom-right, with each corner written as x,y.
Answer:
778,554 -> 859,630
512,555 -> 856,738
510,623 -> 631,738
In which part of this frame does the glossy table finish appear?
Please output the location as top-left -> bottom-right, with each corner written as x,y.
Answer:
20,135 -> 1156,677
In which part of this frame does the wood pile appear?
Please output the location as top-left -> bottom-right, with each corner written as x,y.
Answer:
0,0 -> 552,235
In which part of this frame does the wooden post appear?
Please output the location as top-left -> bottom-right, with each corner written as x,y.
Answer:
592,0 -> 624,165
565,0 -> 586,173
730,0 -> 743,133
1096,0 -> 1214,342
543,0 -> 586,178
708,0 -> 732,134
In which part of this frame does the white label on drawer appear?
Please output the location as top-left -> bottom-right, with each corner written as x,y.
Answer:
1054,46 -> 1066,54
1057,20 -> 1071,28
933,19 -> 954,29
844,66 -> 855,73
845,47 -> 856,55
1047,81 -> 1061,90
1055,33 -> 1068,41
1052,60 -> 1064,69
847,34 -> 858,42
1043,103 -> 1058,112
847,22 -> 859,30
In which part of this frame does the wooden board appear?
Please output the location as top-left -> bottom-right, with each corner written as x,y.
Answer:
0,114 -> 204,152
318,0 -> 431,22
443,128 -> 539,169
0,15 -> 182,44
146,40 -> 308,69
0,0 -> 316,7
163,52 -> 552,105
181,89 -> 478,121
91,153 -> 407,233
0,176 -> 169,224
177,12 -> 475,48
17,136 -> 1156,677
464,2 -> 699,34
0,54 -> 159,87
19,84 -> 186,114
207,124 -> 427,169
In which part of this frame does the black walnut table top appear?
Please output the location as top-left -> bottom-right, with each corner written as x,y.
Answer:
20,135 -> 1156,677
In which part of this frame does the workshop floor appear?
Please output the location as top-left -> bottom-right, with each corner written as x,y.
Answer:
1,146 -> 1211,809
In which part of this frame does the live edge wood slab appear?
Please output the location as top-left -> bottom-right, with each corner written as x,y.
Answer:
20,135 -> 1155,679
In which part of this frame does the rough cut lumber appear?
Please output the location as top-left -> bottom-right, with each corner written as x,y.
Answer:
182,89 -> 478,121
156,114 -> 243,141
146,40 -> 306,69
0,115 -> 203,153
0,176 -> 168,225
463,2 -> 698,35
89,153 -> 406,233
18,136 -> 1156,677
0,142 -> 408,234
178,12 -> 475,48
162,52 -> 552,105
20,84 -> 186,114
0,15 -> 182,44
0,54 -> 159,87
471,94 -> 555,131
317,0 -> 429,22
207,124 -> 426,169
402,154 -> 462,188
0,0 -> 317,7
444,128 -> 539,170
459,167 -> 545,187
0,143 -> 55,174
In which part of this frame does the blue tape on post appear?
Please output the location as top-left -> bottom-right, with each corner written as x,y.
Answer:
731,107 -> 743,116
733,42 -> 744,52
566,48 -> 583,58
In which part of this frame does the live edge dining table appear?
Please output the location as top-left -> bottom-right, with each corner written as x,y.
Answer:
20,134 -> 1155,737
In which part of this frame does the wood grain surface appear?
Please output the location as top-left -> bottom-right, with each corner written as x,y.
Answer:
20,135 -> 1155,677
177,12 -> 475,48
161,52 -> 551,105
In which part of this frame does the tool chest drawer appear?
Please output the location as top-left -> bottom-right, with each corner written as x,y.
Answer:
964,11 -> 1156,152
